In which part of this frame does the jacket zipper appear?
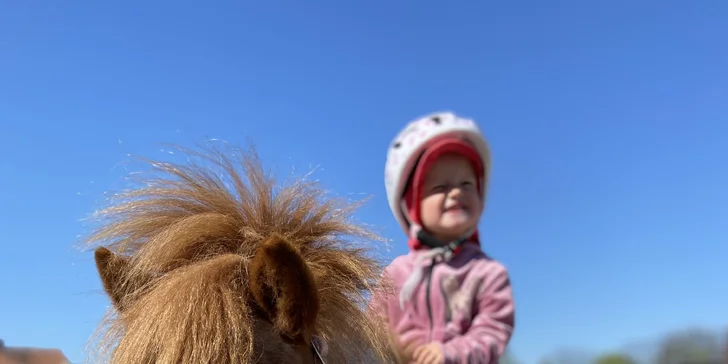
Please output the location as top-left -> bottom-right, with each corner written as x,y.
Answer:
425,258 -> 435,342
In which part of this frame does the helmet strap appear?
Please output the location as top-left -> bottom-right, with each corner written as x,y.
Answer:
412,223 -> 475,250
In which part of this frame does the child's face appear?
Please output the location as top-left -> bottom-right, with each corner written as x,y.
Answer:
419,153 -> 481,242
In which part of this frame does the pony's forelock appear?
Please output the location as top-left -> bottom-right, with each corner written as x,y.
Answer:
83,144 -> 394,363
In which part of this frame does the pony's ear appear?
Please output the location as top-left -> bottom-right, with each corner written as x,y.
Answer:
249,234 -> 320,344
94,246 -> 131,310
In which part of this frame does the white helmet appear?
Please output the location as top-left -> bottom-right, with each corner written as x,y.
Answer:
384,111 -> 491,236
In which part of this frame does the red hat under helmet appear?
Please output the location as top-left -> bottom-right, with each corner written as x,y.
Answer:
403,137 -> 484,250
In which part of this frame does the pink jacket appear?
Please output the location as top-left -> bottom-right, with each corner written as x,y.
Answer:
371,242 -> 515,364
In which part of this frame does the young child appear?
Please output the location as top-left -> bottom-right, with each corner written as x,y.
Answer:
371,112 -> 515,364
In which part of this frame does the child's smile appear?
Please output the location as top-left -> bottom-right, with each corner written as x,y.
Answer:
444,200 -> 467,212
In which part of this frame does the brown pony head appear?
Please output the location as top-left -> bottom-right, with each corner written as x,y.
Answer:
83,145 -> 395,364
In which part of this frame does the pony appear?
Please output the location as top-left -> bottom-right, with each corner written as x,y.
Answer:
82,144 -> 396,364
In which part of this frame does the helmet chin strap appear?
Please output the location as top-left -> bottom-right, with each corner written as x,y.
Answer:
416,229 -> 469,250
410,221 -> 475,251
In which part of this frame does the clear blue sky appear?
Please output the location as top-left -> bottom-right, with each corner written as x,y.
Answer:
1,1 -> 727,363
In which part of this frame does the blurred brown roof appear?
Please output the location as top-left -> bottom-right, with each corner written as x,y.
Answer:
0,340 -> 70,364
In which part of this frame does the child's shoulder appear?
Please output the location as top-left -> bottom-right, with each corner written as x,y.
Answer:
383,253 -> 413,273
462,246 -> 511,276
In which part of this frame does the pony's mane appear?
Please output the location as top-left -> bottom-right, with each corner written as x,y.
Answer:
83,144 -> 393,363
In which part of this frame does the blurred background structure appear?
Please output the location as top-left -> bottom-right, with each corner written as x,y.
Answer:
0,339 -> 69,364
501,327 -> 728,363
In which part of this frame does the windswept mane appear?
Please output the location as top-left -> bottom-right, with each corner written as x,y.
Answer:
83,144 -> 393,363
